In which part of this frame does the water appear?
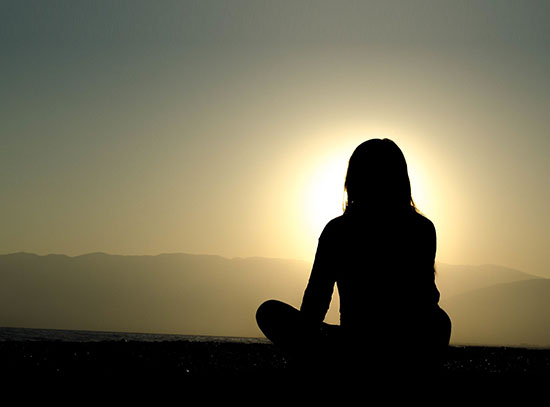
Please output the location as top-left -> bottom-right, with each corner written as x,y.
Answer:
0,326 -> 269,344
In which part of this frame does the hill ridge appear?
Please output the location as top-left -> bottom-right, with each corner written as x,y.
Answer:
1,252 -> 548,347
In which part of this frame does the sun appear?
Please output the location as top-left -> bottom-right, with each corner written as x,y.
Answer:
303,153 -> 350,238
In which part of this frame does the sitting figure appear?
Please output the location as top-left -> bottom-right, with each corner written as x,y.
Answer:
256,138 -> 451,378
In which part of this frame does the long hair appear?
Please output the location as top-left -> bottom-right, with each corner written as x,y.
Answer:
344,138 -> 416,213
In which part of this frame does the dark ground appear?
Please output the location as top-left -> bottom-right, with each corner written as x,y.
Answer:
1,339 -> 549,383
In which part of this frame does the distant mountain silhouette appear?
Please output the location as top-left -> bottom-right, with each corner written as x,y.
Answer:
0,252 -> 548,347
440,279 -> 550,348
435,263 -> 541,300
0,252 -> 311,338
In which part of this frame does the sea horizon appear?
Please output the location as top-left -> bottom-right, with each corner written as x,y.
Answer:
0,326 -> 269,344
2,326 -> 549,350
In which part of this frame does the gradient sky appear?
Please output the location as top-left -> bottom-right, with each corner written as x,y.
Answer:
1,1 -> 549,278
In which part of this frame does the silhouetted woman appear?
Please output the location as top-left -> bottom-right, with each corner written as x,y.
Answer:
256,138 -> 451,376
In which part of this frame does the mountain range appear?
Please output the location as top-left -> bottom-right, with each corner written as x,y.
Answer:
0,252 -> 548,347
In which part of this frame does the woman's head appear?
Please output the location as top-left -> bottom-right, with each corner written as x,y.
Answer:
344,138 -> 415,213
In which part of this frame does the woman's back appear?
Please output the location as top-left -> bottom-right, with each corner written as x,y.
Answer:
302,208 -> 441,338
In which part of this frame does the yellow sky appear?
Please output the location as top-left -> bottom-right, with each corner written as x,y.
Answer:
1,2 -> 549,278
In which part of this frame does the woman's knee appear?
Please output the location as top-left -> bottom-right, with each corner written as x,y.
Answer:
256,299 -> 281,323
256,300 -> 288,332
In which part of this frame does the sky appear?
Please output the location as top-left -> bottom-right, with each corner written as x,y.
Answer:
1,1 -> 549,278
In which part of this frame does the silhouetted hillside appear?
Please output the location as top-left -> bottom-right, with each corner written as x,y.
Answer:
441,279 -> 550,348
0,252 -> 312,338
435,263 -> 541,300
0,252 -> 548,347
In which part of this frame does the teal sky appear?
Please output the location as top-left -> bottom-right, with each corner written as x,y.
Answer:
1,1 -> 549,277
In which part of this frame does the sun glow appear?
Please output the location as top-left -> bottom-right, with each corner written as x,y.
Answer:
406,154 -> 436,219
300,137 -> 437,241
303,152 -> 350,238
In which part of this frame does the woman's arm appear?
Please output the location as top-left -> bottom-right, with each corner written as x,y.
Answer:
423,216 -> 441,306
300,229 -> 337,324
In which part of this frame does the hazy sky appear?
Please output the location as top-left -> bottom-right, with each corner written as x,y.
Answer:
1,1 -> 549,277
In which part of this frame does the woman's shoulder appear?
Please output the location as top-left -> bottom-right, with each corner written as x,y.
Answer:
408,211 -> 437,252
323,214 -> 347,230
319,209 -> 436,238
410,211 -> 436,235
318,212 -> 370,238
318,214 -> 348,239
